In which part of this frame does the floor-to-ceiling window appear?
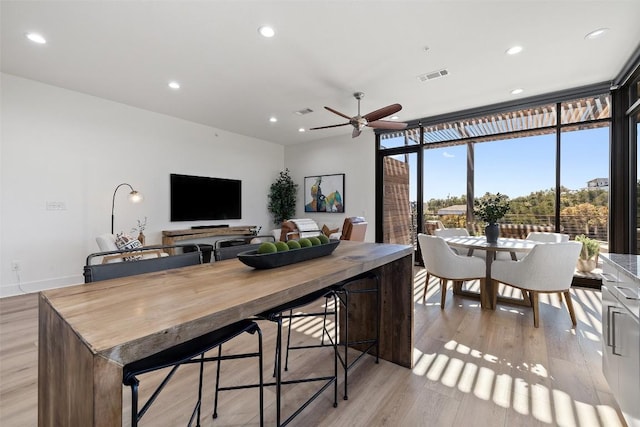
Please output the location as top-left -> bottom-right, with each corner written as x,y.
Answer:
423,144 -> 467,229
376,89 -> 612,281
560,124 -> 610,243
475,132 -> 556,231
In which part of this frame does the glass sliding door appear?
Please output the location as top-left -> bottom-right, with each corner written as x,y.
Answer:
381,152 -> 418,247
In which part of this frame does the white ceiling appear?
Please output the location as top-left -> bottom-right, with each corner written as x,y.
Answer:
2,1 -> 640,146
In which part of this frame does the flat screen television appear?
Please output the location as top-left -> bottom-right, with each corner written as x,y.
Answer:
170,173 -> 241,221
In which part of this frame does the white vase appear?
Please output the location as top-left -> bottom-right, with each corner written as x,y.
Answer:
272,228 -> 282,241
577,258 -> 597,273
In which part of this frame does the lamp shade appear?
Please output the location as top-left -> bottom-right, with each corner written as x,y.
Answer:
128,191 -> 143,203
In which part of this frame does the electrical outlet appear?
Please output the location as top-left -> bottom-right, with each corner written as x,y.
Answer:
46,201 -> 66,211
11,261 -> 21,271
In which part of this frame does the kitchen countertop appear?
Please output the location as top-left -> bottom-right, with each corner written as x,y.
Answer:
600,253 -> 640,281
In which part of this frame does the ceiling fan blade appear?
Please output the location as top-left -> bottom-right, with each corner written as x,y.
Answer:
325,106 -> 352,120
367,120 -> 408,130
352,127 -> 362,138
363,103 -> 402,122
309,122 -> 350,130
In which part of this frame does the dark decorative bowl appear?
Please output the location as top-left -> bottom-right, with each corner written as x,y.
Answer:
237,240 -> 340,269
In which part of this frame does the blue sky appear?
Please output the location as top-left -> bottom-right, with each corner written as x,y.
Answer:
404,126 -> 610,201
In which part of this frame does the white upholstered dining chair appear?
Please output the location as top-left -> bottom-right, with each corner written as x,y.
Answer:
526,231 -> 570,243
514,231 -> 570,260
491,241 -> 582,328
418,234 -> 485,308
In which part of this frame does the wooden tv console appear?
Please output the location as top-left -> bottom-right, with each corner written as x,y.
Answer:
162,225 -> 256,248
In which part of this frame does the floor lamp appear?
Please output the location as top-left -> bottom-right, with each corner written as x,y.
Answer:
111,183 -> 143,234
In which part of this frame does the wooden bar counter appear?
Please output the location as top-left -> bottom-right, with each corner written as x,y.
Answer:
38,241 -> 414,426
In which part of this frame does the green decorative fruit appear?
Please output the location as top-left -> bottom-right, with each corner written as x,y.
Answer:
287,240 -> 301,250
298,238 -> 312,248
318,235 -> 330,244
274,241 -> 290,252
257,242 -> 277,254
309,237 -> 321,246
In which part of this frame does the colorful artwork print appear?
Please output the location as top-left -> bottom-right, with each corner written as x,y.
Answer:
304,174 -> 345,213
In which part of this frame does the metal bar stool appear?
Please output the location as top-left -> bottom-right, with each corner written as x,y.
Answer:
123,319 -> 263,427
321,271 -> 380,400
214,287 -> 338,427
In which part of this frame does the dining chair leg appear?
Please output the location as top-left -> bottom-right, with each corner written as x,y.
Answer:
423,272 -> 430,303
562,290 -> 577,327
531,291 -> 540,328
440,279 -> 447,309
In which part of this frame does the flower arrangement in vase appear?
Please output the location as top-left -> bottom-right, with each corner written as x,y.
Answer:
575,234 -> 600,272
131,216 -> 148,245
473,193 -> 510,243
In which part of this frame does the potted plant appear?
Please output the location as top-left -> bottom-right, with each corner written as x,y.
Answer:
473,193 -> 510,243
268,169 -> 298,238
575,234 -> 600,272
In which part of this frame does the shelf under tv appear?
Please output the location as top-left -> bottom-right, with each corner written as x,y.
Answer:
162,225 -> 256,248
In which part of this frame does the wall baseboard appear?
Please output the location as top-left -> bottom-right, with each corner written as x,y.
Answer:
0,275 -> 83,298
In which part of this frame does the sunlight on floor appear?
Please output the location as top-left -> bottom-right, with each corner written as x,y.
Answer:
411,268 -> 623,427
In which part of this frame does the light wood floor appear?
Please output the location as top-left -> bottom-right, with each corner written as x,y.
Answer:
0,268 -> 627,426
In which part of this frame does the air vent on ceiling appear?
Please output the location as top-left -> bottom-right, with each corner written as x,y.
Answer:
294,108 -> 314,115
417,69 -> 449,82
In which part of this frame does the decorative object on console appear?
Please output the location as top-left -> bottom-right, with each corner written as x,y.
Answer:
268,169 -> 298,226
304,173 -> 345,213
131,216 -> 147,246
473,193 -> 510,244
111,183 -> 143,234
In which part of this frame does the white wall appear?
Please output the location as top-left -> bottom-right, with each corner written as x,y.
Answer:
284,133 -> 376,241
0,73 -> 284,297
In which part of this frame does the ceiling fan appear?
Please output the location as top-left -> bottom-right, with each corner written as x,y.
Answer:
310,92 -> 408,138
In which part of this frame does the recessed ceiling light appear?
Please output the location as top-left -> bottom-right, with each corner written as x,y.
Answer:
505,46 -> 523,55
26,32 -> 46,44
511,88 -> 524,95
168,81 -> 180,89
298,128 -> 305,132
269,117 -> 278,123
258,26 -> 275,38
390,116 -> 399,120
585,28 -> 609,39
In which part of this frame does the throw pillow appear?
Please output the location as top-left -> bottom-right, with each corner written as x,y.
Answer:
322,224 -> 339,237
115,233 -> 143,261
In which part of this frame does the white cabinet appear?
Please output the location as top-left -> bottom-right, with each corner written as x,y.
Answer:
601,256 -> 640,427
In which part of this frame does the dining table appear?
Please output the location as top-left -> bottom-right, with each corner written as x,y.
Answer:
442,236 -> 538,309
38,240 -> 413,427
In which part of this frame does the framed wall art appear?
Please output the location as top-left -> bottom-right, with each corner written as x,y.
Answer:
304,173 -> 345,213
